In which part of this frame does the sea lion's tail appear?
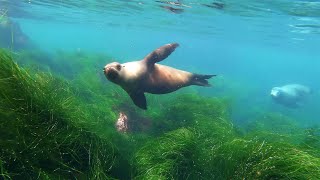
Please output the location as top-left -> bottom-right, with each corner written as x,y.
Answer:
191,74 -> 216,87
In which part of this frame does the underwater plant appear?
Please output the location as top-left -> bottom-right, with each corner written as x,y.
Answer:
134,124 -> 320,179
0,49 -> 128,179
300,127 -> 320,157
244,112 -> 305,144
15,48 -> 158,163
133,94 -> 236,179
2,47 -> 320,180
134,128 -> 197,179
133,92 -> 320,179
205,137 -> 320,179
148,93 -> 231,135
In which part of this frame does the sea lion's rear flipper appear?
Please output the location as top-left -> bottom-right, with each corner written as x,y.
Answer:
128,91 -> 147,110
143,43 -> 179,67
191,74 -> 216,87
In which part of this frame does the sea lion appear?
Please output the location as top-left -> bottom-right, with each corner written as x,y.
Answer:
160,5 -> 184,14
270,84 -> 311,108
202,2 -> 225,10
103,43 -> 216,110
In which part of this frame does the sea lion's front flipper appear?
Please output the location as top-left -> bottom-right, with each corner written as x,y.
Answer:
128,91 -> 147,110
143,43 -> 179,67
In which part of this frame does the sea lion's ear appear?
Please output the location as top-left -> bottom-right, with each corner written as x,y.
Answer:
128,91 -> 147,110
143,43 -> 179,66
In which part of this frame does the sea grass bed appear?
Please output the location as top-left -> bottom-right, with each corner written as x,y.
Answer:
1,49 -> 320,179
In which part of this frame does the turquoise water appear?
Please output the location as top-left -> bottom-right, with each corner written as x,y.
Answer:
3,0 -> 319,124
0,0 -> 320,124
1,0 -> 320,179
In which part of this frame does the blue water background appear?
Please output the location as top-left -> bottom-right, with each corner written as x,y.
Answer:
2,0 -> 320,126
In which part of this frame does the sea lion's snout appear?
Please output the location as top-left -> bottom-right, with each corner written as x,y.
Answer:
104,67 -> 117,78
270,88 -> 280,98
107,69 -> 118,80
103,63 -> 122,82
103,66 -> 109,74
170,43 -> 179,48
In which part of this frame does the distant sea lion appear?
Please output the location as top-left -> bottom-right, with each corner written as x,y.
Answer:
270,84 -> 311,108
202,2 -> 225,10
160,5 -> 184,14
103,43 -> 216,110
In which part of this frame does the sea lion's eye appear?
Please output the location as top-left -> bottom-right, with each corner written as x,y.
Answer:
116,64 -> 121,70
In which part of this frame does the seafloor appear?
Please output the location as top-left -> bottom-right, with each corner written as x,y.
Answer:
0,48 -> 320,179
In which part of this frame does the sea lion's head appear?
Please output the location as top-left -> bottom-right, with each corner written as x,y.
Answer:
103,62 -> 123,84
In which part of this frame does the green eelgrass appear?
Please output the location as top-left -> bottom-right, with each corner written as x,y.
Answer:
134,93 -> 320,179
244,112 -> 305,145
209,138 -> 320,179
0,49 -> 117,179
134,128 -> 197,180
133,94 -> 236,179
302,127 -> 320,149
134,128 -> 320,180
148,93 -> 231,135
2,47 -> 320,179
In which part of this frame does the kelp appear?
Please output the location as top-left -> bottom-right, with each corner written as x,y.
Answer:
0,49 -> 122,179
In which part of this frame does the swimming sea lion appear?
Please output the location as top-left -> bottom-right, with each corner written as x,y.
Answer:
160,5 -> 184,14
270,84 -> 311,108
103,43 -> 216,110
202,2 -> 225,10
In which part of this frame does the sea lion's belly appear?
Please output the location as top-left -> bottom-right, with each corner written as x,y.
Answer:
144,64 -> 192,94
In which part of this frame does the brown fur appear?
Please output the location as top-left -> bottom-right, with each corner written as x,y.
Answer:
144,64 -> 193,94
103,43 -> 215,109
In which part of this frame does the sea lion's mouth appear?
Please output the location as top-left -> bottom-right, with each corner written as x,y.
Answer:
108,71 -> 118,79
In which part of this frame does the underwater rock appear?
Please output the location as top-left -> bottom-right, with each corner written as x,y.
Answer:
116,112 -> 129,133
0,17 -> 34,50
270,84 -> 311,108
103,43 -> 216,109
114,103 -> 153,133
